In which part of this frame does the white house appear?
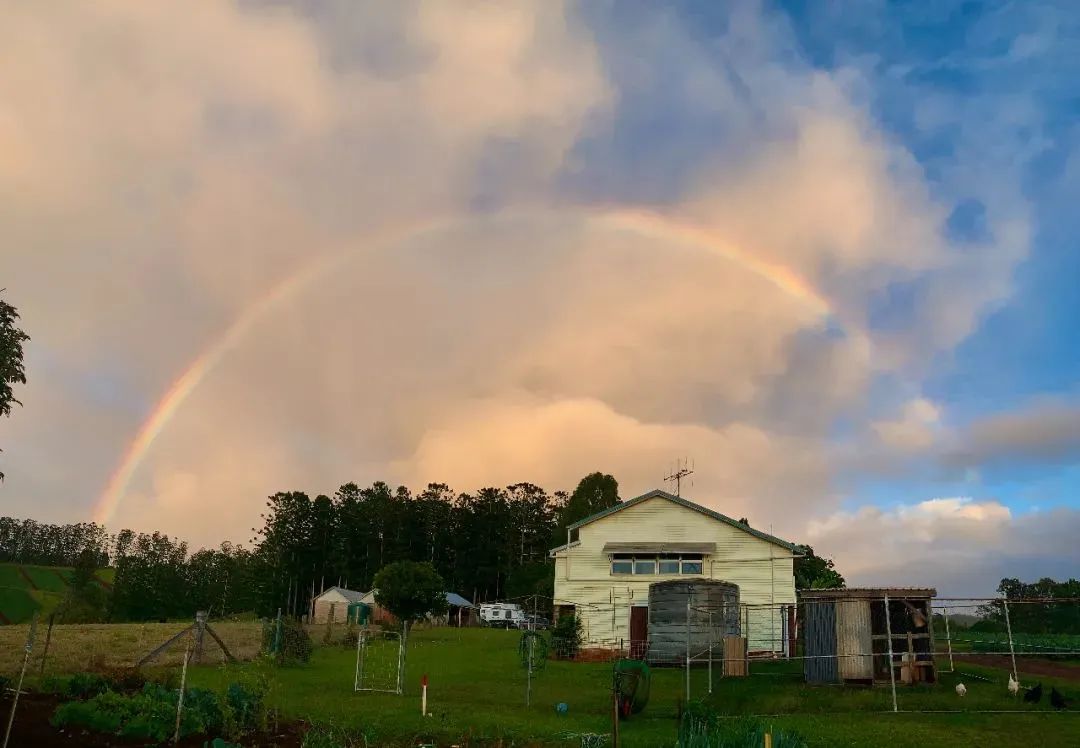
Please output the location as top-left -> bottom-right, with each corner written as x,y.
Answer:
549,489 -> 799,654
311,586 -> 365,623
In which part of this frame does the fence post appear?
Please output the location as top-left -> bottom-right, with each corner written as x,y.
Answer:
704,608 -> 712,690
1002,598 -> 1018,685
883,594 -> 898,713
39,613 -> 56,676
942,606 -> 954,673
3,613 -> 37,748
273,608 -> 282,657
685,600 -> 691,703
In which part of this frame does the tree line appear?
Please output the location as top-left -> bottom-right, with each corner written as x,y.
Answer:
0,472 -> 623,622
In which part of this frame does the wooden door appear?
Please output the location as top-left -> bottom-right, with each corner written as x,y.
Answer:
629,606 -> 648,659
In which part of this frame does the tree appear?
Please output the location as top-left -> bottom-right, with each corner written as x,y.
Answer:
0,292 -> 30,481
557,472 -> 619,542
62,547 -> 109,623
794,545 -> 845,590
373,561 -> 448,625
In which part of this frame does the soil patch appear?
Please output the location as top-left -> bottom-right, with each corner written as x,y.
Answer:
954,653 -> 1080,682
0,692 -> 303,747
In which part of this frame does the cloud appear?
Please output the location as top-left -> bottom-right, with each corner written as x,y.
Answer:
807,499 -> 1080,597
945,400 -> 1080,470
871,398 -> 941,452
0,0 -> 1061,598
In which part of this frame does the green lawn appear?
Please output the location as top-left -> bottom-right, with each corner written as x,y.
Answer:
21,565 -> 71,593
185,627 -> 1080,747
0,563 -> 114,623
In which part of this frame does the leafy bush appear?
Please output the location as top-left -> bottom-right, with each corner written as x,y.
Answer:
262,615 -> 313,665
52,682 -> 225,742
66,672 -> 111,699
551,613 -> 583,659
373,561 -> 448,624
224,676 -> 269,734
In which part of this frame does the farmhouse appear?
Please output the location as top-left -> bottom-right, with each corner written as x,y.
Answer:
550,489 -> 799,654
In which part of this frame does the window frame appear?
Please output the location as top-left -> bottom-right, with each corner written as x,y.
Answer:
610,552 -> 706,576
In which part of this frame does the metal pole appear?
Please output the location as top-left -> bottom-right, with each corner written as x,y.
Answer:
354,631 -> 364,690
883,594 -> 898,713
526,635 -> 534,706
273,607 -> 282,657
942,606 -> 954,673
1003,598 -> 1018,684
3,613 -> 37,748
685,601 -> 691,703
398,623 -> 408,695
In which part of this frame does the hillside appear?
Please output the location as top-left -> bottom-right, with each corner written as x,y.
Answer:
0,563 -> 113,624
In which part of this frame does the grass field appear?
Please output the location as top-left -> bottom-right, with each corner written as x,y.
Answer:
184,627 -> 1077,747
2,623 -> 1078,745
0,563 -> 116,623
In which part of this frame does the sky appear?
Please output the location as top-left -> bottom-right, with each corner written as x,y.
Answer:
2,1 -> 1078,597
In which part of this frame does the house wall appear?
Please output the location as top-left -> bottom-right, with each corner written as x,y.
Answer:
312,598 -> 350,624
552,497 -> 796,652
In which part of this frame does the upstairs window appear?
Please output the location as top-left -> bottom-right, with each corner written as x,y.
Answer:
610,553 -> 704,576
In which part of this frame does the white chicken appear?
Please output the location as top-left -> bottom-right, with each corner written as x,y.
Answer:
955,682 -> 967,697
1008,674 -> 1020,696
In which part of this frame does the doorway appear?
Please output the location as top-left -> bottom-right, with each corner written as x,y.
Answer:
629,605 -> 648,659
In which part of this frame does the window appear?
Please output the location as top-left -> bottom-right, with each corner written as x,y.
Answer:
681,559 -> 703,575
658,559 -> 680,574
611,553 -> 705,575
634,558 -> 657,575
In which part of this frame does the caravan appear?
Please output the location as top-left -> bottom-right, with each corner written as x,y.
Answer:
479,602 -> 527,629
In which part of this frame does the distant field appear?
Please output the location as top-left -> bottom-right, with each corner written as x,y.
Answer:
0,563 -> 117,624
0,620 -> 264,673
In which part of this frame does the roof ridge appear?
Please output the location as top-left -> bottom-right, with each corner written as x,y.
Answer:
563,488 -> 797,551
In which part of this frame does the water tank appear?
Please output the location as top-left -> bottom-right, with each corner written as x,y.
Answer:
646,579 -> 740,666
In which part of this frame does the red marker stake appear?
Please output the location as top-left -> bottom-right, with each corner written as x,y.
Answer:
421,674 -> 428,716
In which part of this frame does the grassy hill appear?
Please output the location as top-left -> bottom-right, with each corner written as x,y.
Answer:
0,562 -> 113,624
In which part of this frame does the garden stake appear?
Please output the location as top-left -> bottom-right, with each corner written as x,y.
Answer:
3,612 -> 37,748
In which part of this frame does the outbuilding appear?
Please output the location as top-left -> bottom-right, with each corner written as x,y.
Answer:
799,587 -> 937,685
311,586 -> 366,624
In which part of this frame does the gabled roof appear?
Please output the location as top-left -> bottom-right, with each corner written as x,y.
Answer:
316,586 -> 366,603
562,489 -> 799,551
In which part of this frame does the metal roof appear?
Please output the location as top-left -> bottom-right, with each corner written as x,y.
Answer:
798,587 -> 937,600
563,489 -> 799,551
316,586 -> 366,603
601,541 -> 717,555
445,592 -> 474,608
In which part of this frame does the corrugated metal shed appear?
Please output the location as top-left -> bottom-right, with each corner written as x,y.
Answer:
803,599 -> 838,683
836,599 -> 873,680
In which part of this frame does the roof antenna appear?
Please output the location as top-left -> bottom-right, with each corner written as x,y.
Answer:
664,457 -> 694,497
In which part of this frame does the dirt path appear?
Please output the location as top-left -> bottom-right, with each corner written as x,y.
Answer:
954,653 -> 1080,682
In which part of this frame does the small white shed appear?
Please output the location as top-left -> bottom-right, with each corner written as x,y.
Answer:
311,586 -> 365,624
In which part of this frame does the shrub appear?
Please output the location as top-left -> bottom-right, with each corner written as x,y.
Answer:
262,616 -> 313,665
224,677 -> 269,734
66,672 -> 111,700
551,614 -> 583,659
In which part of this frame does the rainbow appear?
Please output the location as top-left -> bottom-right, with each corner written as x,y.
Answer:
92,208 -> 846,525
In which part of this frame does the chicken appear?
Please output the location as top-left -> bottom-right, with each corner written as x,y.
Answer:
1050,687 -> 1067,711
955,682 -> 967,697
1024,682 -> 1042,704
1008,674 -> 1020,696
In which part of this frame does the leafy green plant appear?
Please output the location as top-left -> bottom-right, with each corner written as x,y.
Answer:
65,672 -> 111,699
224,675 -> 270,734
52,682 -> 226,742
551,613 -> 583,659
678,703 -> 807,748
262,615 -> 314,665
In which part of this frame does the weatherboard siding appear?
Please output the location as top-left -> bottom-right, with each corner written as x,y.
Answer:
552,496 -> 795,651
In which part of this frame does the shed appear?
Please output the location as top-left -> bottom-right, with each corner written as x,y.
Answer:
312,586 -> 366,624
799,588 -> 937,685
646,578 -> 740,666
361,590 -> 477,627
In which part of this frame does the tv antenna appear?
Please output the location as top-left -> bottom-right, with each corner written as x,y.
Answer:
664,458 -> 694,497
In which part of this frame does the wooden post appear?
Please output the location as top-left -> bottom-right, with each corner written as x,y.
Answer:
763,732 -> 773,748
39,613 -> 56,675
3,613 -> 37,748
194,611 -> 207,664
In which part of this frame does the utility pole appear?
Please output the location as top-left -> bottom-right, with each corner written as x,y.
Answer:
664,458 -> 695,497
